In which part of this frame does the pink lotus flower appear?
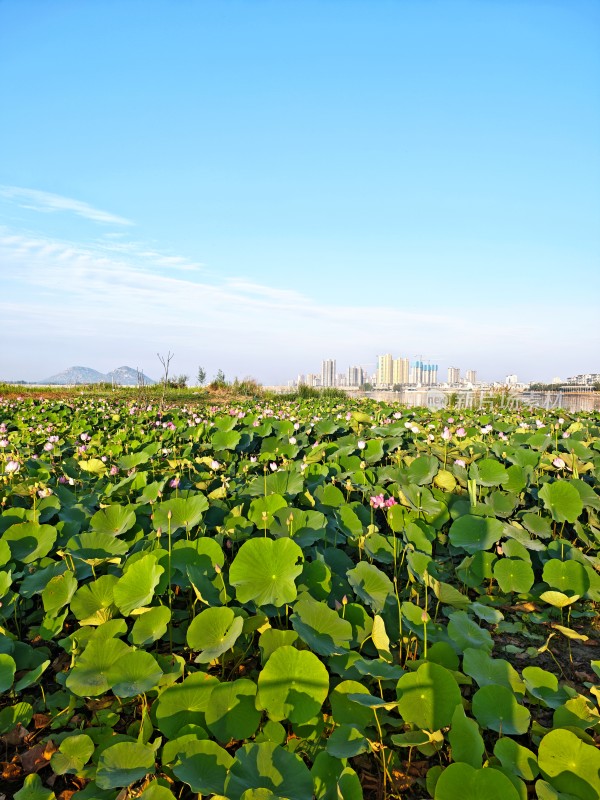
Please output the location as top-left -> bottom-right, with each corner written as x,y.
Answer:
211,460 -> 221,470
553,457 -> 565,469
454,459 -> 466,468
5,460 -> 19,474
385,497 -> 398,507
357,440 -> 366,450
441,427 -> 451,441
370,494 -> 385,509
456,427 -> 466,437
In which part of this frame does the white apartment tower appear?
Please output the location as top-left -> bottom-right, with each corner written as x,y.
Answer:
321,359 -> 337,387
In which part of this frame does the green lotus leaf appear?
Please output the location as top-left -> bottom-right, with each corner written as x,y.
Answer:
14,660 -> 50,692
205,679 -> 262,743
326,724 -> 369,758
42,570 -> 78,614
448,515 -> 504,554
534,779 -> 582,800
186,606 -> 244,662
106,649 -> 163,697
0,653 -> 16,693
66,637 -> 130,697
540,590 -> 580,608
447,611 -> 493,653
229,538 -> 303,607
290,591 -> 352,656
152,494 -> 208,532
462,648 -> 525,695
258,628 -> 299,664
396,662 -> 461,731
155,671 -> 219,739
2,522 -> 57,563
538,481 -> 583,523
434,762 -> 520,800
522,666 -> 569,709
257,646 -> 329,723
494,736 -> 539,781
225,742 -> 313,800
70,574 -> 118,625
553,694 -> 600,730
248,494 -> 288,528
538,728 -> 600,800
493,557 -> 535,594
172,739 -> 234,795
329,680 -> 375,730
346,561 -> 393,613
50,733 -> 95,774
407,455 -> 439,485
138,783 -> 178,800
472,684 -> 531,735
14,774 -> 55,800
96,741 -> 156,789
66,530 -> 129,562
542,559 -> 590,596
448,704 -> 484,768
90,504 -> 137,535
130,605 -> 171,647
469,458 -> 509,486
113,554 -> 164,615
211,429 -> 242,451
0,701 -> 33,734
311,751 -> 363,800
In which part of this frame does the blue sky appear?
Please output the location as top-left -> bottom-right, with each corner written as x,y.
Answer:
1,0 -> 598,384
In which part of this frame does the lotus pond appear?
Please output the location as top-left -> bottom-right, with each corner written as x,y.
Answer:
0,395 -> 598,800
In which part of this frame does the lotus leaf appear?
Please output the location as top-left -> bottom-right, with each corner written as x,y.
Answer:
494,737 -> 539,781
396,662 -> 461,731
346,561 -> 393,613
257,645 -> 329,723
472,684 -> 531,735
106,649 -> 163,697
229,537 -> 303,606
50,733 -> 95,774
290,591 -> 352,656
448,515 -> 504,553
113,554 -> 164,615
96,741 -> 156,789
13,774 -> 55,800
90,504 -> 137,535
448,704 -> 484,768
225,742 -> 313,800
172,739 -> 234,794
538,728 -> 600,800
434,762 -> 520,800
186,606 -> 244,662
539,481 -> 583,523
155,671 -> 219,738
130,605 -> 171,646
205,679 -> 262,742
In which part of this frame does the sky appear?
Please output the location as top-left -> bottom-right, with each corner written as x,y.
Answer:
1,0 -> 599,385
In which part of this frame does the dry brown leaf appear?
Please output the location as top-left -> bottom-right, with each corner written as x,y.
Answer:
20,742 -> 53,774
0,723 -> 29,746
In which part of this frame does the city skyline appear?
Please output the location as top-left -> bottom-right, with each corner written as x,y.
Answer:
1,2 -> 598,384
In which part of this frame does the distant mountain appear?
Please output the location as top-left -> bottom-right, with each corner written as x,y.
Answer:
42,365 -> 156,385
43,366 -> 108,385
105,366 -> 156,386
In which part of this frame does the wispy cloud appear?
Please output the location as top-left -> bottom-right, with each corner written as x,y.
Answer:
0,185 -> 133,226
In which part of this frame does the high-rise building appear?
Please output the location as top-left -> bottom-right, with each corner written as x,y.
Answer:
410,360 -> 425,385
321,359 -> 336,387
465,369 -> 477,385
422,363 -> 438,385
392,357 -> 409,386
377,354 -> 393,386
347,366 -> 365,387
447,367 -> 460,385
505,374 -> 518,385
